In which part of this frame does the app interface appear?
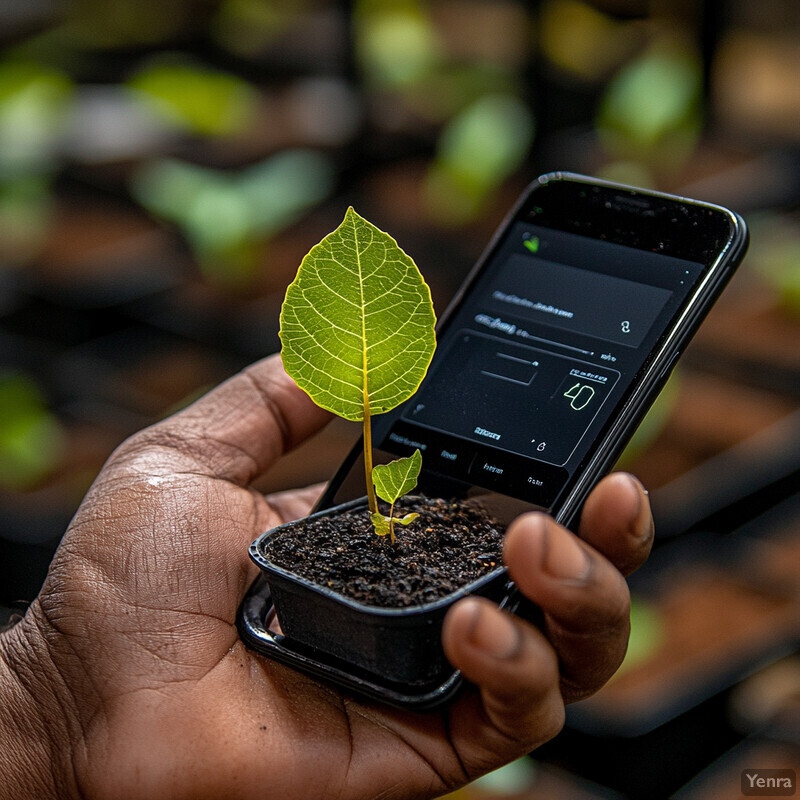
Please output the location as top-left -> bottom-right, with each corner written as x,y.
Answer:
375,221 -> 705,507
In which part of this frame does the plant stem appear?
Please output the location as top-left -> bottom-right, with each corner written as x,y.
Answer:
360,253 -> 378,516
389,502 -> 396,545
363,406 -> 378,515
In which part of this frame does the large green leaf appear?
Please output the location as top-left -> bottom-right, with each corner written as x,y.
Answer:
280,207 -> 436,421
372,449 -> 422,505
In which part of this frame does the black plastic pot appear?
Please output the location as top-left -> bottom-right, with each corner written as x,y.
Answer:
245,497 -> 509,704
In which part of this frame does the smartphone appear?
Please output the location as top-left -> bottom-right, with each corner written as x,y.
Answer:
241,172 -> 748,708
317,172 -> 748,529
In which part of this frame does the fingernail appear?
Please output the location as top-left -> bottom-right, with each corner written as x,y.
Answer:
543,525 -> 590,583
465,599 -> 520,659
622,473 -> 653,542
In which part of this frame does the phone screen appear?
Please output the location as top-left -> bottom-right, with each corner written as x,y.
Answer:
322,175 -> 744,516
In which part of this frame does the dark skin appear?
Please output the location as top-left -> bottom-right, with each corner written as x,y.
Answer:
0,354 -> 653,799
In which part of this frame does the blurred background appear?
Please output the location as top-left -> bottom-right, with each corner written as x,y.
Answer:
0,1 -> 799,797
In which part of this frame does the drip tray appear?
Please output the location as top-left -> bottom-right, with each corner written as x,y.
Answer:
237,576 -> 465,710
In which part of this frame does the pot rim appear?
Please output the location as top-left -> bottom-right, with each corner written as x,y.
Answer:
249,496 -> 508,617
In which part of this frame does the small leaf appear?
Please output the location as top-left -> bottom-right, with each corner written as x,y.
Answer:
396,513 -> 419,526
280,208 -> 436,422
371,512 -> 391,537
372,449 -> 422,505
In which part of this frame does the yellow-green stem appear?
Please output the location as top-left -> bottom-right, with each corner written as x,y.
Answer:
363,407 -> 378,515
360,244 -> 378,516
389,502 -> 396,545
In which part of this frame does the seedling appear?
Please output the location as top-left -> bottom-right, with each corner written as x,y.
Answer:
371,449 -> 421,544
280,208 -> 436,538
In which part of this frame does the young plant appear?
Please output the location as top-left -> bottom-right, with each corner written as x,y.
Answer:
371,449 -> 422,544
279,208 -> 436,537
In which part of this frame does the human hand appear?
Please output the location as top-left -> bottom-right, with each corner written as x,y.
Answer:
0,354 -> 653,799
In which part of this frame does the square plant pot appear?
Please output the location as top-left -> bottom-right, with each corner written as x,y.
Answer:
246,497 -> 509,693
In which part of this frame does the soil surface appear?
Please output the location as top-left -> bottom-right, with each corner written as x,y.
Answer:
260,496 -> 505,608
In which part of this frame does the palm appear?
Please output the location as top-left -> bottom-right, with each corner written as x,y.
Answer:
46,456 -> 484,799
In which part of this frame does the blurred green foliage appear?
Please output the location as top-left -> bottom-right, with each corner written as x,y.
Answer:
0,176 -> 52,266
128,59 -> 258,137
356,0 -> 441,90
614,596 -> 665,677
0,0 -> 719,261
0,61 -> 73,179
746,214 -> 800,315
353,0 -> 535,223
540,0 -> 641,82
615,371 -> 680,470
357,0 -> 523,125
132,149 -> 335,286
0,374 -> 65,491
0,61 -> 73,266
425,93 -> 534,224
471,757 -> 537,795
597,41 -> 703,176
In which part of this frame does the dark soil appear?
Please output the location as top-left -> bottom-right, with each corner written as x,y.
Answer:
260,496 -> 505,608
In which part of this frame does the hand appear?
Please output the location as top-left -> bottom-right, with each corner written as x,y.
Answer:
0,354 -> 653,800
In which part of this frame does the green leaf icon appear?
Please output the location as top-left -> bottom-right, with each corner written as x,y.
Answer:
372,449 -> 422,505
279,207 -> 436,422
